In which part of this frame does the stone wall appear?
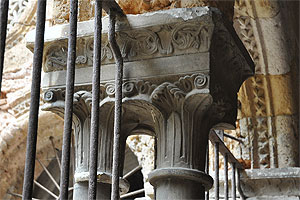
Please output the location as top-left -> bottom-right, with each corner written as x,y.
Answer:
51,0 -> 234,25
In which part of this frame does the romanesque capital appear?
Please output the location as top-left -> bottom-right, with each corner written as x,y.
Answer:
34,7 -> 254,200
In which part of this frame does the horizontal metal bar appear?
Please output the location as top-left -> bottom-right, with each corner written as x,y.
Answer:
8,191 -> 41,200
209,130 -> 243,169
34,180 -> 59,199
223,132 -> 243,143
120,189 -> 145,199
37,158 -> 60,191
123,165 -> 142,180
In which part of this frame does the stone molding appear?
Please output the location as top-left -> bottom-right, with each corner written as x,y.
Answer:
41,18 -> 213,72
238,115 -> 299,169
38,7 -> 254,199
6,0 -> 37,49
241,167 -> 300,198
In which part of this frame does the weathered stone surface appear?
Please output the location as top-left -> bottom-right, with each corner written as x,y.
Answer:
238,73 -> 298,118
127,135 -> 155,199
241,168 -> 300,198
235,0 -> 280,19
237,115 -> 298,169
51,0 -> 234,24
40,7 -> 253,199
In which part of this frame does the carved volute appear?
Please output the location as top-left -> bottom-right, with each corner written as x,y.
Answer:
35,7 -> 254,200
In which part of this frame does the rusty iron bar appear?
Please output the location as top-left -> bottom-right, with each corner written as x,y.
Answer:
108,10 -> 124,200
49,136 -> 61,169
224,154 -> 229,200
237,169 -> 246,200
205,144 -> 209,200
120,189 -> 145,199
214,142 -> 219,200
0,0 -> 8,93
231,163 -> 237,200
88,0 -> 103,199
59,0 -> 78,199
123,165 -> 142,180
209,130 -> 244,169
22,1 -> 47,199
223,132 -> 244,143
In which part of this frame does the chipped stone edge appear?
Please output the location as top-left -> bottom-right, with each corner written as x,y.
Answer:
25,7 -> 212,47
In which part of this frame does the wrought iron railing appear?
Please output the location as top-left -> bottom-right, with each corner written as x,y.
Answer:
207,130 -> 246,200
0,0 -> 247,199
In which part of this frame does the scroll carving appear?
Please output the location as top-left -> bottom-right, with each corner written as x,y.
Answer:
43,21 -> 213,72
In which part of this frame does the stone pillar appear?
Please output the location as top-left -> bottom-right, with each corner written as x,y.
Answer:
234,0 -> 299,169
29,7 -> 254,199
148,78 -> 214,199
42,90 -> 129,199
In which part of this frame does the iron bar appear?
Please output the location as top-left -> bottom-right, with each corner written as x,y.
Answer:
88,0 -> 103,199
0,0 -> 8,93
123,165 -> 142,180
59,0 -> 78,199
37,158 -> 60,191
120,189 -> 145,199
231,163 -> 236,200
214,142 -> 219,200
237,169 -> 246,200
209,130 -> 243,169
108,10 -> 124,200
205,144 -> 209,200
223,132 -> 243,143
22,1 -> 47,199
34,180 -> 59,199
50,136 -> 61,169
8,191 -> 41,200
224,154 -> 229,200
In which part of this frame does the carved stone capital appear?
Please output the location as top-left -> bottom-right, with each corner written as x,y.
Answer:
36,7 -> 254,199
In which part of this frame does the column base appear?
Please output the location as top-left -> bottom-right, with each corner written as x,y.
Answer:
73,172 -> 130,200
149,167 -> 213,200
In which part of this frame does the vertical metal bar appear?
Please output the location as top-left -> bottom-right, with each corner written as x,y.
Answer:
214,142 -> 219,200
22,1 -> 47,199
59,0 -> 78,199
88,0 -> 102,199
224,154 -> 229,200
108,10 -> 123,200
0,0 -> 8,93
205,143 -> 209,200
231,163 -> 236,200
237,169 -> 246,200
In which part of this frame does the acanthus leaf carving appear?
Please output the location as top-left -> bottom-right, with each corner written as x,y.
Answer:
150,73 -> 209,115
44,21 -> 213,72
42,89 -> 92,122
45,43 -> 68,71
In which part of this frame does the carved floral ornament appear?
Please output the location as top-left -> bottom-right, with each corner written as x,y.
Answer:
43,73 -> 209,114
44,20 -> 213,72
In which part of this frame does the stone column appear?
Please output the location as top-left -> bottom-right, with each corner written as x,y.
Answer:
234,0 -> 299,169
42,90 -> 129,199
148,76 -> 214,199
29,7 -> 254,199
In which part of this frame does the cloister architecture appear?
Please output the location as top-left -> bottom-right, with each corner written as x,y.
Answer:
0,0 -> 299,199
